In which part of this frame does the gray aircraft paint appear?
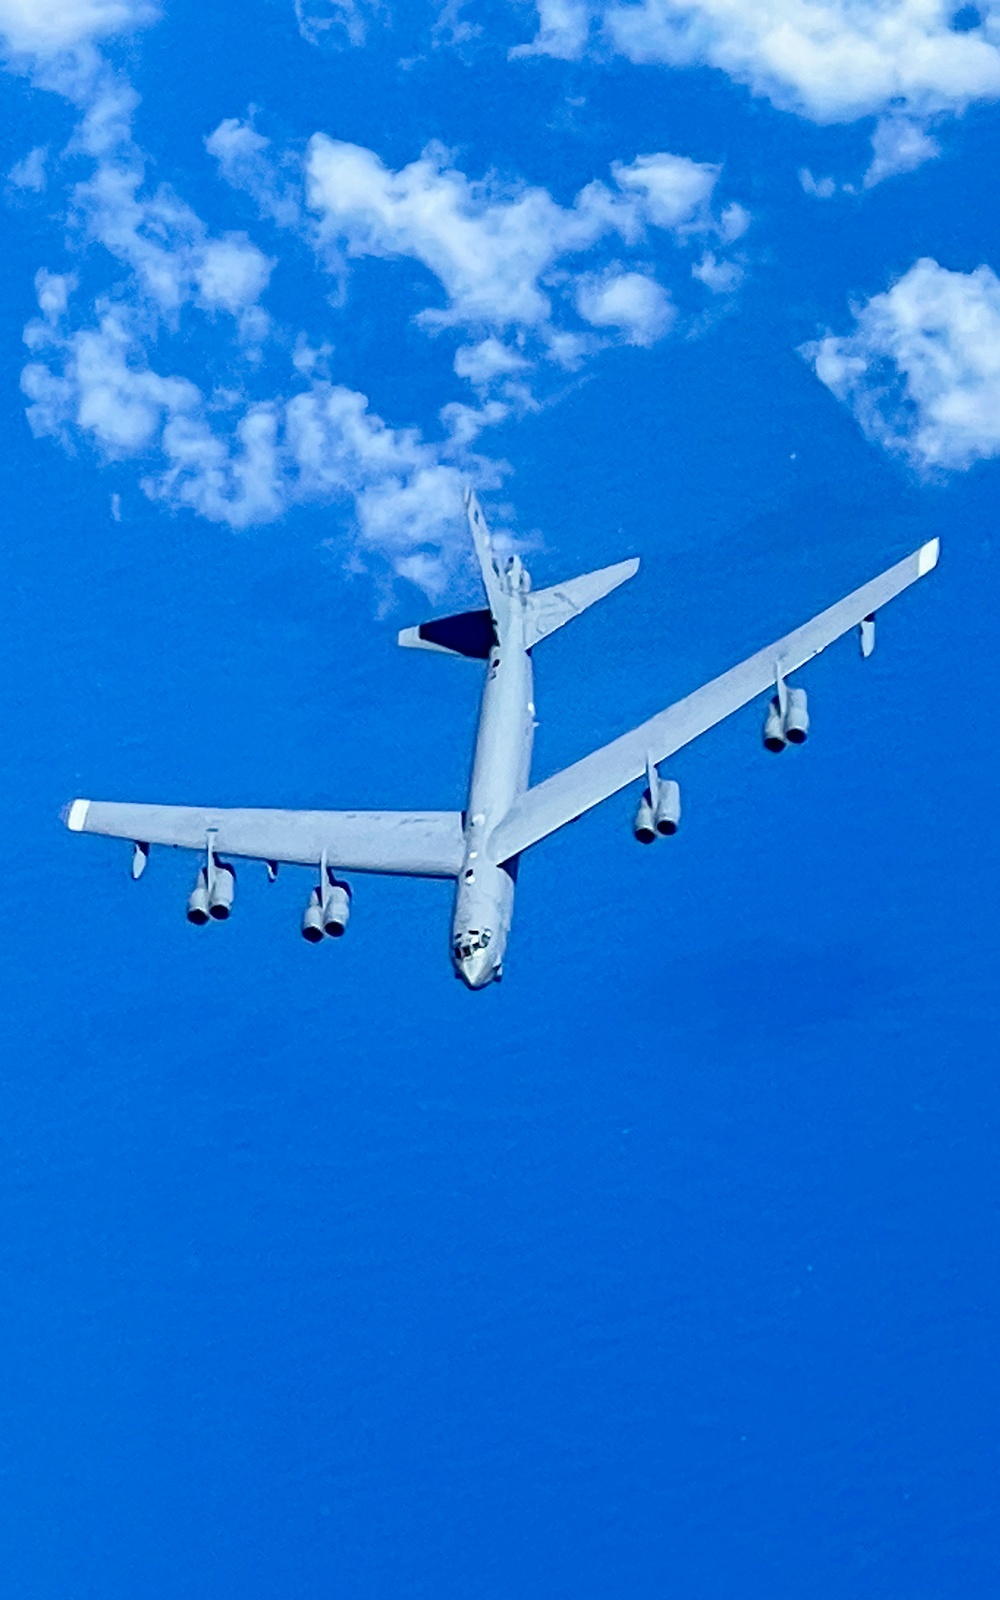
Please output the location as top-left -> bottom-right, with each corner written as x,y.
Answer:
65,496 -> 940,989
450,551 -> 536,987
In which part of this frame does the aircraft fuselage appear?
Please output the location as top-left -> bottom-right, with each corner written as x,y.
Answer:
451,592 -> 534,988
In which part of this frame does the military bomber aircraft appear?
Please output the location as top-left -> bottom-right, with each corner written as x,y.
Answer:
66,493 -> 940,987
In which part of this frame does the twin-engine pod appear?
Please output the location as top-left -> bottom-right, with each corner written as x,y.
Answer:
301,874 -> 353,942
187,861 -> 236,924
763,686 -> 809,751
634,774 -> 681,843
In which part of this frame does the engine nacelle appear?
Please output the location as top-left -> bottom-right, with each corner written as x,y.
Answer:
187,868 -> 211,925
633,795 -> 656,844
301,887 -> 324,943
784,686 -> 809,744
654,778 -> 681,835
763,697 -> 786,752
323,881 -> 352,937
209,862 -> 235,919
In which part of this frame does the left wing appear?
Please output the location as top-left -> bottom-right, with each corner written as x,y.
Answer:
66,801 -> 465,879
487,538 -> 939,865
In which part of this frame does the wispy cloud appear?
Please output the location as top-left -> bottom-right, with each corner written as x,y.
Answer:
7,144 -> 48,191
0,0 -> 157,57
514,0 -> 1000,121
3,0 -> 748,591
212,119 -> 749,421
294,0 -> 379,49
803,257 -> 1000,471
2,9 -> 501,590
510,0 -> 1000,183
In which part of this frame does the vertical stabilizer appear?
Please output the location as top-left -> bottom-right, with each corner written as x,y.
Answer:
465,490 -> 506,619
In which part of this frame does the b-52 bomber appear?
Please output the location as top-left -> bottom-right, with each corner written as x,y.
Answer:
66,494 -> 939,988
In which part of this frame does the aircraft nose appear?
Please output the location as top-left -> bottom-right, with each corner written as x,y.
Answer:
459,950 -> 496,989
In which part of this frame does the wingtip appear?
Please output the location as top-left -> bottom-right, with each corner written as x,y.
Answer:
917,537 -> 940,576
65,798 -> 90,832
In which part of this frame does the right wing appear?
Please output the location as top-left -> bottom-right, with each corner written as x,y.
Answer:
66,801 -> 465,879
487,539 -> 939,865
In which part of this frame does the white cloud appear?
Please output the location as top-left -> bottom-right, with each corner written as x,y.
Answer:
25,295 -> 200,452
7,144 -> 48,190
799,167 -> 837,198
22,273 -> 486,572
210,121 -> 749,409
71,150 -> 275,322
863,112 -> 941,187
691,250 -> 742,293
297,135 -> 743,358
0,0 -> 156,56
510,0 -> 592,58
35,267 -> 76,319
610,149 -> 717,229
575,268 -> 675,344
205,118 -> 302,229
7,36 -> 495,588
803,257 -> 1000,470
195,235 -> 274,313
294,0 -> 377,49
453,336 -> 529,384
515,1 -> 1000,139
305,135 -> 580,330
4,11 -> 746,588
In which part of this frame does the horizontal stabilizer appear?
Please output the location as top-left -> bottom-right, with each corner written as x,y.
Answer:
525,558 -> 639,649
398,608 -> 495,659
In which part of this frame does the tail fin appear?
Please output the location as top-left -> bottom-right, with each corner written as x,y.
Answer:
465,489 -> 506,618
462,488 -> 639,647
525,558 -> 639,648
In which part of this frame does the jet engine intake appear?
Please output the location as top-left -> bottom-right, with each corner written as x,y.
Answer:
633,794 -> 656,844
322,881 -> 351,937
654,778 -> 681,835
209,862 -> 235,919
187,868 -> 211,924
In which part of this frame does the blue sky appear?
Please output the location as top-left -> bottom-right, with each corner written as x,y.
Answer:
1,2 -> 999,1596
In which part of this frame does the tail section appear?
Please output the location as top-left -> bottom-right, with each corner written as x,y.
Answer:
399,490 -> 639,659
525,557 -> 639,648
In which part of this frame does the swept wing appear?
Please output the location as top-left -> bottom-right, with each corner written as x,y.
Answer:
487,539 -> 939,864
66,801 -> 465,879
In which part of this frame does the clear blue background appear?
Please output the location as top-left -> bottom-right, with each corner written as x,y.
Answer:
1,5 -> 998,1596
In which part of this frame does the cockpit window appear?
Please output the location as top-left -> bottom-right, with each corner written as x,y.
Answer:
454,928 -> 493,960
